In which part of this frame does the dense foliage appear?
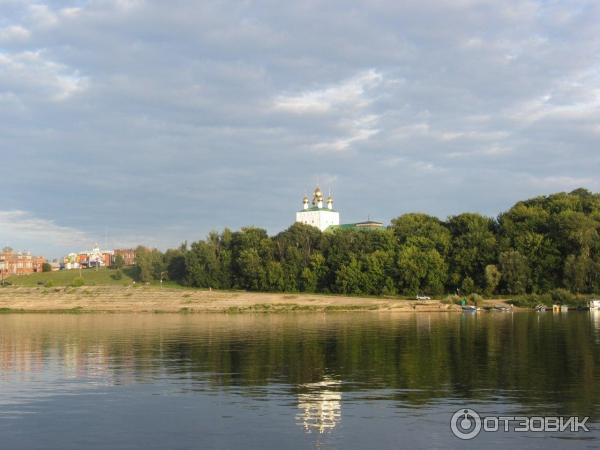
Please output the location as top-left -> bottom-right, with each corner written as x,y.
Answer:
136,189 -> 600,296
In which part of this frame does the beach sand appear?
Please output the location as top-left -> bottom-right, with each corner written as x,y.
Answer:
0,286 -> 464,313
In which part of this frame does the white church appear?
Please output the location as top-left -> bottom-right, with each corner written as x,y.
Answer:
295,186 -> 383,232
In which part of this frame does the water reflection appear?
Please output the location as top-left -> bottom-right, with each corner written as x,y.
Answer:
296,378 -> 342,434
1,312 -> 600,449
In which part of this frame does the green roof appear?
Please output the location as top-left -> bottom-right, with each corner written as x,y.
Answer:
325,221 -> 386,232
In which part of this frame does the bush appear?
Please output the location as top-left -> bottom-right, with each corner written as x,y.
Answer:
111,270 -> 123,280
550,288 -> 575,305
461,277 -> 475,295
71,277 -> 85,287
443,294 -> 462,305
468,293 -> 484,306
44,280 -> 54,288
509,293 -> 552,307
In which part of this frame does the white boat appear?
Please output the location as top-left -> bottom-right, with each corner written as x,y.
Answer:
589,300 -> 600,310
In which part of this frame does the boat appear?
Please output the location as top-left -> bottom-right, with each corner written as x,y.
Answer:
534,304 -> 547,312
493,305 -> 511,312
560,305 -> 569,312
462,305 -> 477,312
589,300 -> 600,310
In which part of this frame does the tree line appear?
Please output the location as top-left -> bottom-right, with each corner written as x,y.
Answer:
134,188 -> 600,297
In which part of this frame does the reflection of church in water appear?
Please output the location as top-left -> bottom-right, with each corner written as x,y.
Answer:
296,378 -> 342,434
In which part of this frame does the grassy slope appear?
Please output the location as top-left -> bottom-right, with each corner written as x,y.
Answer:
6,267 -> 137,287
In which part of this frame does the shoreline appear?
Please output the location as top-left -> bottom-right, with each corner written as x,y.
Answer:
0,285 -> 471,313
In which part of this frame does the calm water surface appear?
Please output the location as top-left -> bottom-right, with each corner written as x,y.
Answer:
1,312 -> 600,449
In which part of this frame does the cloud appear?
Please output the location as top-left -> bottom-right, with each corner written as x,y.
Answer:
0,210 -> 92,251
273,70 -> 385,151
0,50 -> 88,102
0,0 -> 598,255
526,175 -> 598,191
27,4 -> 59,28
273,69 -> 383,114
0,25 -> 30,42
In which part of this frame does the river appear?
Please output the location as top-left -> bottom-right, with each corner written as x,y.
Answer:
1,312 -> 599,449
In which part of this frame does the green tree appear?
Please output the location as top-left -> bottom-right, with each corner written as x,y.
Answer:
447,213 -> 497,291
499,250 -> 530,294
396,237 -> 447,295
391,213 -> 451,255
134,246 -> 166,283
112,255 -> 125,269
484,265 -> 501,297
300,267 -> 317,292
461,276 -> 475,295
335,258 -> 366,295
42,262 -> 52,272
563,254 -> 598,294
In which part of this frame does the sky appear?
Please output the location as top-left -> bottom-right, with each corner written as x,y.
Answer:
1,0 -> 599,258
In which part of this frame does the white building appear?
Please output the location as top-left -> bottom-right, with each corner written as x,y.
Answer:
296,186 -> 340,232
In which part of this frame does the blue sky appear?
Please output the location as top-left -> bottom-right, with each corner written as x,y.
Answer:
1,0 -> 599,258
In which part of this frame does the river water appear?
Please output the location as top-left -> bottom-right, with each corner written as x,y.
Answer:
1,312 -> 599,449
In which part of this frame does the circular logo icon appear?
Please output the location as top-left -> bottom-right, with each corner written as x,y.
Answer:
450,408 -> 482,440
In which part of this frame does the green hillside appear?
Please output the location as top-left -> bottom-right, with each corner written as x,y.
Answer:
5,268 -> 136,287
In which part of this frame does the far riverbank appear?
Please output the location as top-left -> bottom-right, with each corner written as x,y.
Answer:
0,286 -> 476,313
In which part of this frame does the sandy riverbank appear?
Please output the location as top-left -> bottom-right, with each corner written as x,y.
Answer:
0,286 -> 468,313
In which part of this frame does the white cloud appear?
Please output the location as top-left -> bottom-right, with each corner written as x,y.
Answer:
526,175 -> 598,191
273,69 -> 383,114
274,70 -> 385,151
0,50 -> 88,101
0,210 -> 92,250
312,114 -> 381,152
0,0 -> 599,253
27,4 -> 58,27
0,25 -> 31,42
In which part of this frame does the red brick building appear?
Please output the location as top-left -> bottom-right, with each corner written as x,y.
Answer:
113,248 -> 136,266
0,250 -> 46,278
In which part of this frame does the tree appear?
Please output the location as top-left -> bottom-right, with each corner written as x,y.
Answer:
391,213 -> 451,255
112,255 -> 125,269
461,276 -> 475,295
335,258 -> 366,295
396,237 -> 447,295
134,246 -> 166,283
563,254 -> 598,294
165,247 -> 186,284
499,250 -> 530,294
42,262 -> 52,272
484,265 -> 501,297
140,187 -> 600,297
265,261 -> 285,291
238,248 -> 266,291
447,213 -> 497,291
300,267 -> 317,292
